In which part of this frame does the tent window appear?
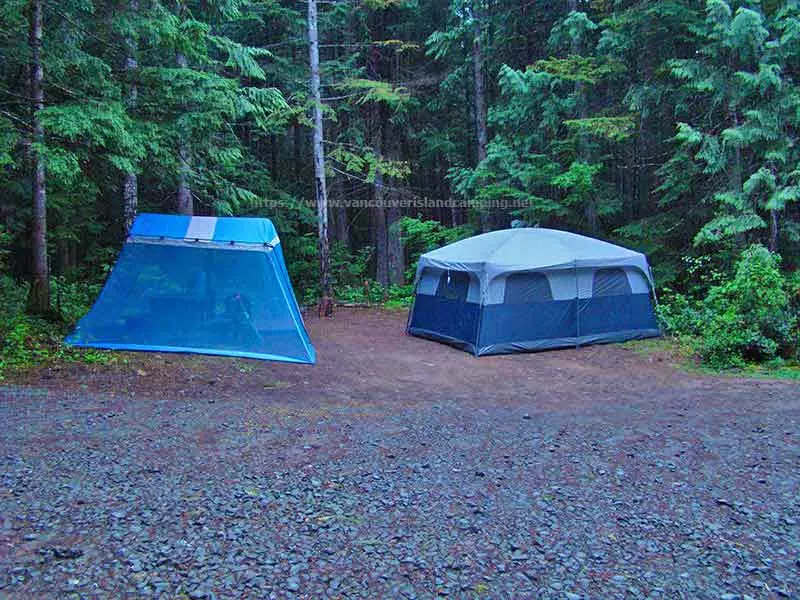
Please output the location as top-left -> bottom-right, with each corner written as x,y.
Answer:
504,272 -> 552,304
593,268 -> 632,296
436,270 -> 470,302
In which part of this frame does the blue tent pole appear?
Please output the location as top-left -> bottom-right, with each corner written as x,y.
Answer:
473,273 -> 485,357
574,260 -> 580,349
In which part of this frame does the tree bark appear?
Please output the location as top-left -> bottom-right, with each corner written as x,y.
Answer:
371,101 -> 389,287
374,175 -> 388,287
175,49 -> 193,215
332,175 -> 349,247
28,0 -> 49,315
174,1 -> 192,215
308,0 -> 333,315
386,148 -> 403,284
729,109 -> 745,246
769,208 -> 779,253
122,0 -> 139,235
472,6 -> 490,232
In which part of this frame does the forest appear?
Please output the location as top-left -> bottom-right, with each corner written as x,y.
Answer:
1,0 -> 799,370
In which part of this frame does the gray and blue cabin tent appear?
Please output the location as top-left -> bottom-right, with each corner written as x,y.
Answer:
66,213 -> 315,364
406,228 -> 659,356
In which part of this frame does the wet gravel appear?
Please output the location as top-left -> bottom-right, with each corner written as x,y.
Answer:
1,375 -> 799,600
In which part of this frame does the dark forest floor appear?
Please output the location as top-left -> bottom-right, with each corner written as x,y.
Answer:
1,309 -> 799,599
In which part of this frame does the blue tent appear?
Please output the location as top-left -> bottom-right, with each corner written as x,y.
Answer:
66,214 -> 315,364
407,228 -> 659,355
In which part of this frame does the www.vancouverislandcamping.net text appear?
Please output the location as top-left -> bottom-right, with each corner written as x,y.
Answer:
259,198 -> 531,209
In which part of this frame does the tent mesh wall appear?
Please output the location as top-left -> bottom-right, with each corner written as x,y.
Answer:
67,241 -> 314,363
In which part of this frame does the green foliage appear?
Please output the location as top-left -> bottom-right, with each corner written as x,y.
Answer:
563,116 -> 636,142
0,225 -> 11,272
328,147 -> 410,183
0,276 -> 114,379
655,290 -> 704,338
0,117 -> 17,169
335,281 -> 414,307
340,79 -> 410,108
396,216 -> 474,279
663,1 -> 800,251
659,245 -> 798,369
530,56 -> 624,85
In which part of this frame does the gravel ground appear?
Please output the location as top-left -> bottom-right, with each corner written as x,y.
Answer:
1,309 -> 799,599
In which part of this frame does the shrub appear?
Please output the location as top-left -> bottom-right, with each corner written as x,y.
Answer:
396,216 -> 474,280
0,225 -> 11,272
655,289 -> 703,337
0,275 -> 113,378
698,245 -> 796,368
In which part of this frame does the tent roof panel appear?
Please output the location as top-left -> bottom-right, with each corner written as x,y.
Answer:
130,213 -> 279,246
418,228 -> 652,283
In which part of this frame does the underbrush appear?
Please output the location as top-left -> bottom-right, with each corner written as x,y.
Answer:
333,282 -> 414,308
626,336 -> 800,380
655,245 -> 799,372
0,276 -> 114,380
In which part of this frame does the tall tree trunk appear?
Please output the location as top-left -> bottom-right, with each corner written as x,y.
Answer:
371,102 -> 389,287
373,132 -> 388,286
28,0 -> 49,314
386,54 -> 403,285
386,149 -> 403,285
174,1 -> 192,215
374,174 -> 388,287
729,109 -> 745,246
472,7 -> 490,232
567,0 -> 598,234
292,47 -> 303,184
175,50 -> 193,215
769,209 -> 779,252
332,175 -> 349,247
308,0 -> 333,315
122,0 -> 139,235
386,202 -> 403,284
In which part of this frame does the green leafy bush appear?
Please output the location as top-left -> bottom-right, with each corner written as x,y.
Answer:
655,289 -> 703,337
0,225 -> 11,272
396,216 -> 474,281
699,246 -> 796,368
657,245 -> 798,369
0,275 -> 113,378
51,276 -> 103,326
333,282 -> 414,307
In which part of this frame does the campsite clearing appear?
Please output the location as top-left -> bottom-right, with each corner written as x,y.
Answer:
1,309 -> 799,598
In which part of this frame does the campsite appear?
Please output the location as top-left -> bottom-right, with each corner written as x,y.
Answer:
2,0 -> 800,598
2,309 -> 800,597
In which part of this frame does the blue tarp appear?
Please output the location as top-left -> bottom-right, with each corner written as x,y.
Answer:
66,214 -> 315,364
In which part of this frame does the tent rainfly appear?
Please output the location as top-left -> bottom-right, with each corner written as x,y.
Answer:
406,228 -> 660,356
66,213 -> 315,364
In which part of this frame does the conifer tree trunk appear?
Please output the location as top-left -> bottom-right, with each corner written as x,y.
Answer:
372,103 -> 389,288
472,6 -> 490,232
122,0 -> 139,235
729,109 -> 744,246
568,0 -> 598,234
769,209 -> 779,253
176,50 -> 193,215
386,55 -> 403,285
333,174 -> 349,247
308,0 -> 333,315
386,199 -> 403,284
28,0 -> 49,314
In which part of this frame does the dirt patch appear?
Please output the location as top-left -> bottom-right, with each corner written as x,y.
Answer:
2,309 -> 798,598
9,308 -> 793,411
